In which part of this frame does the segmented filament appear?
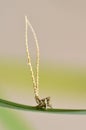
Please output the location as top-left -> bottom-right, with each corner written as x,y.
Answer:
25,16 -> 39,97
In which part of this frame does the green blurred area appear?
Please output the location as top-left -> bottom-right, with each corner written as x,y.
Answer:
0,108 -> 32,130
0,60 -> 34,130
0,60 -> 86,95
0,59 -> 86,130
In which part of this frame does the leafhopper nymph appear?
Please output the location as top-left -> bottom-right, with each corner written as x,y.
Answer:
25,16 -> 52,109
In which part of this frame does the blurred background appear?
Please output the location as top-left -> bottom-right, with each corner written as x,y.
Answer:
0,0 -> 86,130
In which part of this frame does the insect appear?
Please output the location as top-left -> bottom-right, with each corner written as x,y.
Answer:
25,16 -> 52,109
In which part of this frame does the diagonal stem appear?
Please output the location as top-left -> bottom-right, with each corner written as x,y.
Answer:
0,99 -> 86,115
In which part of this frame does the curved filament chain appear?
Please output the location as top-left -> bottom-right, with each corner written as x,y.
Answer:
25,16 -> 39,97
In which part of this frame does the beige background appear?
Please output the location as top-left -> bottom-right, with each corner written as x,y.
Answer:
0,1 -> 86,130
0,0 -> 86,66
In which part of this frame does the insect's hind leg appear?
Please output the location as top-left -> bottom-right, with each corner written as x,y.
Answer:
46,97 -> 52,108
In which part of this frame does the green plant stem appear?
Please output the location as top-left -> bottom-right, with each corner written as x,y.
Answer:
0,98 -> 86,114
